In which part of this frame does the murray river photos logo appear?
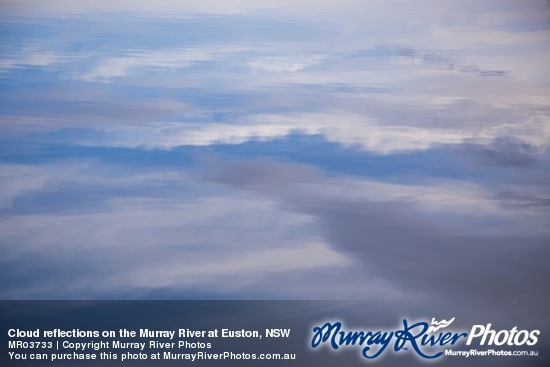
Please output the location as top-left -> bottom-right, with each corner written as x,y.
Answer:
310,318 -> 540,361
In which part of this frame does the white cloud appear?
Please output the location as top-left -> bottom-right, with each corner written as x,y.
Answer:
248,55 -> 325,73
80,48 -> 212,81
0,164 -> 51,209
0,0 -> 399,18
119,240 -> 350,288
0,48 -> 72,73
69,111 -> 550,155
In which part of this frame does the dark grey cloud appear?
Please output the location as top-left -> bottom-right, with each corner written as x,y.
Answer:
389,45 -> 509,77
204,158 -> 320,189
496,190 -> 550,210
299,199 -> 549,309
463,137 -> 538,168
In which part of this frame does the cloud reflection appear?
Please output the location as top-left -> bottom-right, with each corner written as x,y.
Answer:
0,0 -> 549,334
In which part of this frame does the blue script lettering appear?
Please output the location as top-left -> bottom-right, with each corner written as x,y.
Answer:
311,319 -> 467,360
311,322 -> 392,358
394,320 -> 442,358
